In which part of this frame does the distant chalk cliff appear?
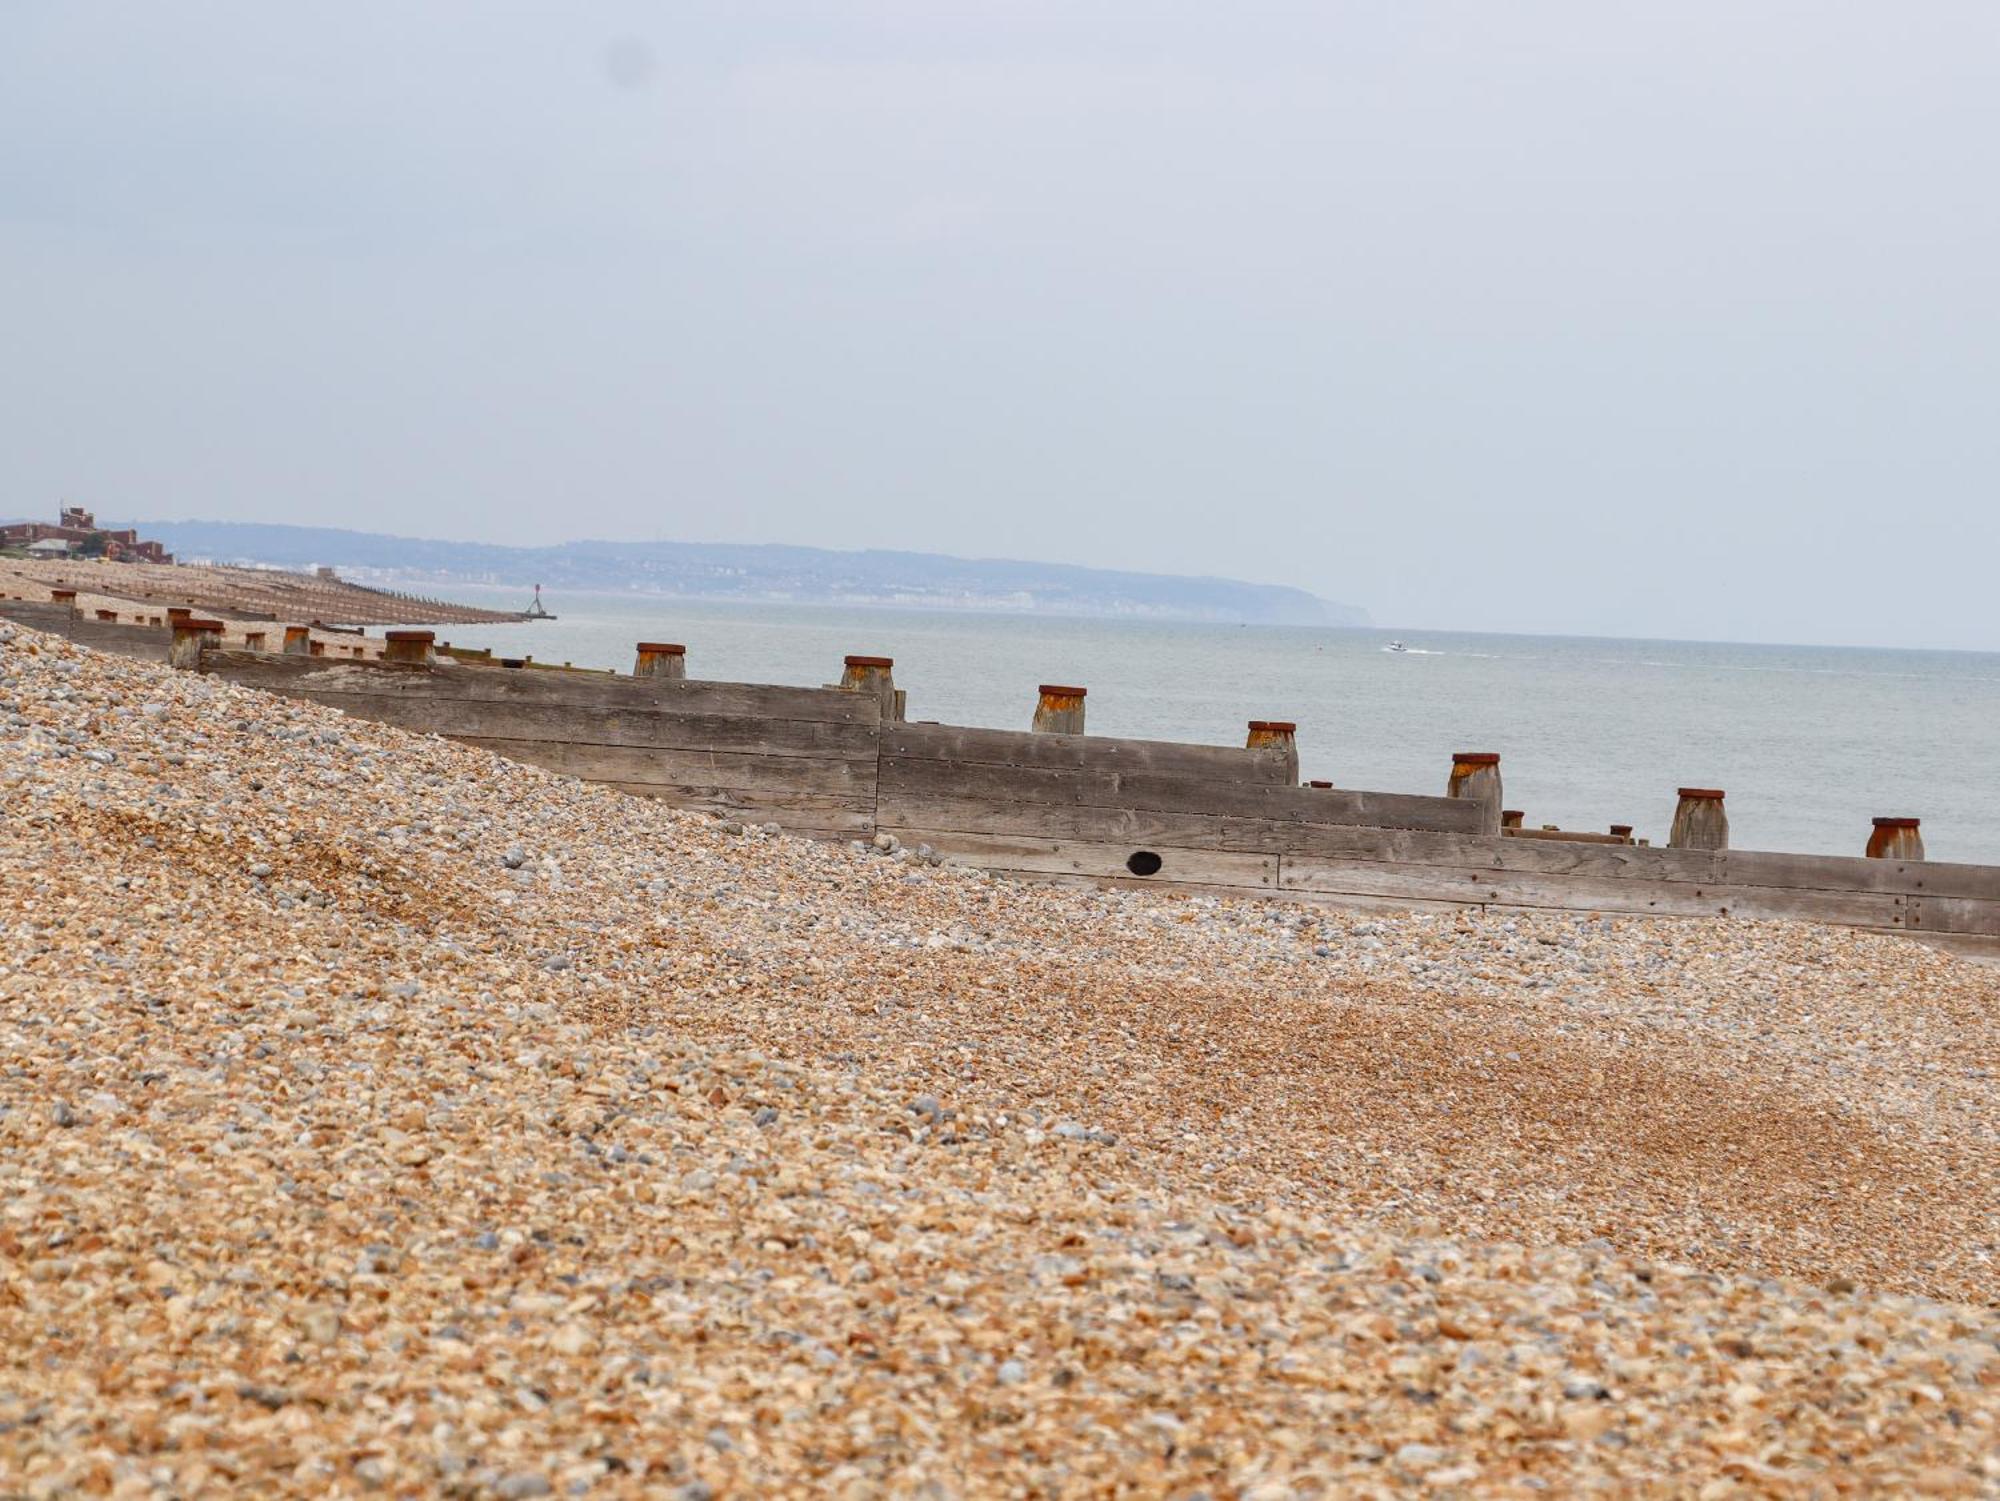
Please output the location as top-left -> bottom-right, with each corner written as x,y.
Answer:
131,522 -> 1369,627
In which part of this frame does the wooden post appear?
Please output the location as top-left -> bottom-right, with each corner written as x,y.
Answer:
94,609 -> 118,623
839,655 -> 898,721
1669,788 -> 1729,851
243,631 -> 267,651
1500,809 -> 1525,830
166,606 -> 191,626
1245,721 -> 1299,784
1446,752 -> 1503,835
635,642 -> 687,679
283,626 -> 311,655
309,639 -> 326,658
168,618 -> 222,670
383,629 -> 435,666
1609,824 -> 1635,844
1867,817 -> 1924,861
1306,779 -> 1334,790
50,589 -> 77,616
1033,684 -> 1087,735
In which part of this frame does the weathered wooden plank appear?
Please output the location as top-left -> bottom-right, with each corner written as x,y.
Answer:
201,650 -> 880,724
1285,857 -> 1917,928
0,600 -> 78,628
998,868 -> 1347,906
245,690 -> 881,760
876,791 -> 1280,851
1908,894 -> 2000,938
882,826 -> 1279,890
1722,849 -> 2000,904
884,721 -> 1293,784
1274,823 -> 1729,883
452,737 -> 877,796
874,790 -> 1477,856
1650,881 -> 1918,928
1503,828 -> 1634,845
1279,858 -> 1739,919
878,755 -> 1482,833
0,603 -> 167,661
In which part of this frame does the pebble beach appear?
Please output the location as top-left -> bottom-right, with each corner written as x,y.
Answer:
4,619 -> 1999,1496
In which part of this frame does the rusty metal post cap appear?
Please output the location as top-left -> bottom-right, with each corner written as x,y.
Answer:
844,654 -> 893,668
1247,720 -> 1297,733
1038,684 -> 1087,697
178,618 -> 224,632
385,629 -> 435,643
637,642 -> 686,654
1452,752 -> 1501,765
1677,787 -> 1726,800
1609,824 -> 1635,835
1872,816 -> 1921,828
1306,779 -> 1334,789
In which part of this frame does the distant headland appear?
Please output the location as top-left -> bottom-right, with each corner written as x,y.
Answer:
117,520 -> 1368,627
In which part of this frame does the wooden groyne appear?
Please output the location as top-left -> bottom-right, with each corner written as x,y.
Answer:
1,557 -> 528,627
8,600 -> 1996,958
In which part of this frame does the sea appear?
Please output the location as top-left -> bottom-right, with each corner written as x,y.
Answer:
407,586 -> 2000,866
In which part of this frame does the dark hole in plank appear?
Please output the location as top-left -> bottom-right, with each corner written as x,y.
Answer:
1126,850 -> 1163,877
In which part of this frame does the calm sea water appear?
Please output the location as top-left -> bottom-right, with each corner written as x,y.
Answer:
407,587 -> 2000,865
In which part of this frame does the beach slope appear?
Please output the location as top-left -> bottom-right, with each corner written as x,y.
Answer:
3,622 -> 1996,1495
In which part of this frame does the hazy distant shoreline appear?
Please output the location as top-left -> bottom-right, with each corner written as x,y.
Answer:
113,520 -> 1368,628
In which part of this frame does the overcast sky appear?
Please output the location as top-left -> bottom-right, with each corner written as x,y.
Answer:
4,3 -> 1997,647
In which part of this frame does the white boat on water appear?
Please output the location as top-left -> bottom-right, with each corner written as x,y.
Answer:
1385,640 -> 1409,653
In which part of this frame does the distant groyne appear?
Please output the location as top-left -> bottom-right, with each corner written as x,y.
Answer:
1,557 -> 528,629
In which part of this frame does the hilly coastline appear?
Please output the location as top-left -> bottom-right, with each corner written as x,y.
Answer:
121,521 -> 1365,627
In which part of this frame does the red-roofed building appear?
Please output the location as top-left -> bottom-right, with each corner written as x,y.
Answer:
1,506 -> 174,564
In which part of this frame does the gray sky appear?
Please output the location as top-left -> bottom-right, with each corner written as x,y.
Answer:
5,3 -> 1998,647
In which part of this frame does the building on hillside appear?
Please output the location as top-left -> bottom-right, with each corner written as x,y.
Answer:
0,505 -> 174,564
